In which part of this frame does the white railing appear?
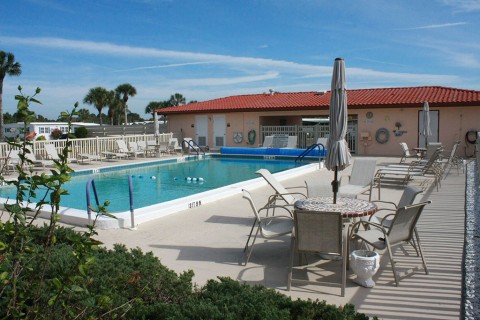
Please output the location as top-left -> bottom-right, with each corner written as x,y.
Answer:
0,133 -> 174,159
260,124 -> 357,153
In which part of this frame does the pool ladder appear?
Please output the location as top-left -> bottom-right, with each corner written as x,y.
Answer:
182,139 -> 206,156
295,143 -> 326,163
86,176 -> 136,229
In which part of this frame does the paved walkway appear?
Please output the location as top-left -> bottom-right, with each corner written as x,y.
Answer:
86,157 -> 466,319
7,155 -> 465,319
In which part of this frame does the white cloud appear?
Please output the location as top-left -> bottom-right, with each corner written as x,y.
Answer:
396,22 -> 466,30
115,62 -> 213,72
441,0 -> 480,11
168,72 -> 280,86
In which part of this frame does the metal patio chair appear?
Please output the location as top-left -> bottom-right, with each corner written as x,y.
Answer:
242,189 -> 294,265
349,201 -> 431,286
288,210 -> 346,296
338,158 -> 377,200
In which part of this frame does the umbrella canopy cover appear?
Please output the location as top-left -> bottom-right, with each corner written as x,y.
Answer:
154,112 -> 160,136
421,101 -> 432,146
325,58 -> 352,171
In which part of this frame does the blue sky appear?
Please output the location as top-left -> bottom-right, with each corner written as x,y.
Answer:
1,0 -> 479,119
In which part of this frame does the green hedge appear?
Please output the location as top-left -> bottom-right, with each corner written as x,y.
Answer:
0,225 -> 376,319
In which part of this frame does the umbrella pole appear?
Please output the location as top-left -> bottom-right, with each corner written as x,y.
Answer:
332,167 -> 339,204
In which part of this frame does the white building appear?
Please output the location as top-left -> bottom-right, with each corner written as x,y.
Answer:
4,122 -> 99,140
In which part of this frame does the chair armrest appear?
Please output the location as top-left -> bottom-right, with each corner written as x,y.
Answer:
270,191 -> 307,199
350,220 -> 387,237
379,213 -> 396,226
371,200 -> 398,208
339,175 -> 350,186
258,204 -> 293,217
285,185 -> 307,192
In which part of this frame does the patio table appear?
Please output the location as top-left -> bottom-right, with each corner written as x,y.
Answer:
294,196 -> 377,219
412,147 -> 427,159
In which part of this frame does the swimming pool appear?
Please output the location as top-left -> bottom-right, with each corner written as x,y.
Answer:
0,155 -> 319,229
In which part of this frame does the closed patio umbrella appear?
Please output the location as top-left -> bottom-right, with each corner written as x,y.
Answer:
421,101 -> 432,148
325,58 -> 352,204
154,111 -> 160,136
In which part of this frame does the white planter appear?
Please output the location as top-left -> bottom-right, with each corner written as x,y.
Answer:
350,250 -> 380,288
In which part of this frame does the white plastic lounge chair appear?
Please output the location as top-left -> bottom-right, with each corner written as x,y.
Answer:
399,142 -> 421,163
156,142 -> 169,156
286,136 -> 297,148
25,147 -> 54,168
242,189 -> 293,265
256,169 -> 306,208
261,136 -> 274,148
44,144 -> 77,163
77,153 -> 103,164
136,141 -> 154,157
6,149 -> 34,171
101,150 -> 129,161
338,158 -> 377,200
272,135 -> 289,148
349,201 -> 431,286
168,138 -> 182,154
288,210 -> 346,297
116,140 -> 142,158
316,137 -> 328,148
128,141 -> 146,157
183,138 -> 200,152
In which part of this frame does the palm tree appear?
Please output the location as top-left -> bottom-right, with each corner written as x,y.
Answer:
145,101 -> 169,119
115,83 -> 137,125
76,108 -> 94,122
168,93 -> 186,106
83,87 -> 111,126
0,51 -> 22,140
107,91 -> 121,125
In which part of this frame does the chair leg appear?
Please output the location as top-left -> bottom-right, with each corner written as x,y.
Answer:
386,241 -> 400,286
245,228 -> 260,265
341,227 -> 347,297
287,236 -> 295,291
244,220 -> 258,252
414,228 -> 429,274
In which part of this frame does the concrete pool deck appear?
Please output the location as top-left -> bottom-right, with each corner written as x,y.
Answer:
6,155 -> 467,319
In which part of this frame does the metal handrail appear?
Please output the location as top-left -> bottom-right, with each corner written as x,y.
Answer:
86,175 -> 136,229
295,143 -> 326,163
86,177 -> 100,225
182,139 -> 206,156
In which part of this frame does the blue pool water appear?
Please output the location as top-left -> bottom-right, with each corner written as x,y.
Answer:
0,156 -> 306,213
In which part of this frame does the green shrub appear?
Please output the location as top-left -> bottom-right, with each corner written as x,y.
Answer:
36,135 -> 47,140
0,225 -> 376,319
74,126 -> 88,138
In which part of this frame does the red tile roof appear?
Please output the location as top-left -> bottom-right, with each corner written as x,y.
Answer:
158,86 -> 480,114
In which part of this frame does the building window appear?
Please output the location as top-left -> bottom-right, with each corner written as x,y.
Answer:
39,127 -> 51,134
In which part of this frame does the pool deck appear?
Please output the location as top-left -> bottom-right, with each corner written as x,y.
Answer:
8,155 -> 468,319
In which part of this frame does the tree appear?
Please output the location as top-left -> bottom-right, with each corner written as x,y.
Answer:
145,101 -> 169,120
128,112 -> 144,123
83,87 -> 112,126
76,108 -> 95,122
0,51 -> 22,140
115,83 -> 136,125
108,91 -> 121,125
168,93 -> 186,106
